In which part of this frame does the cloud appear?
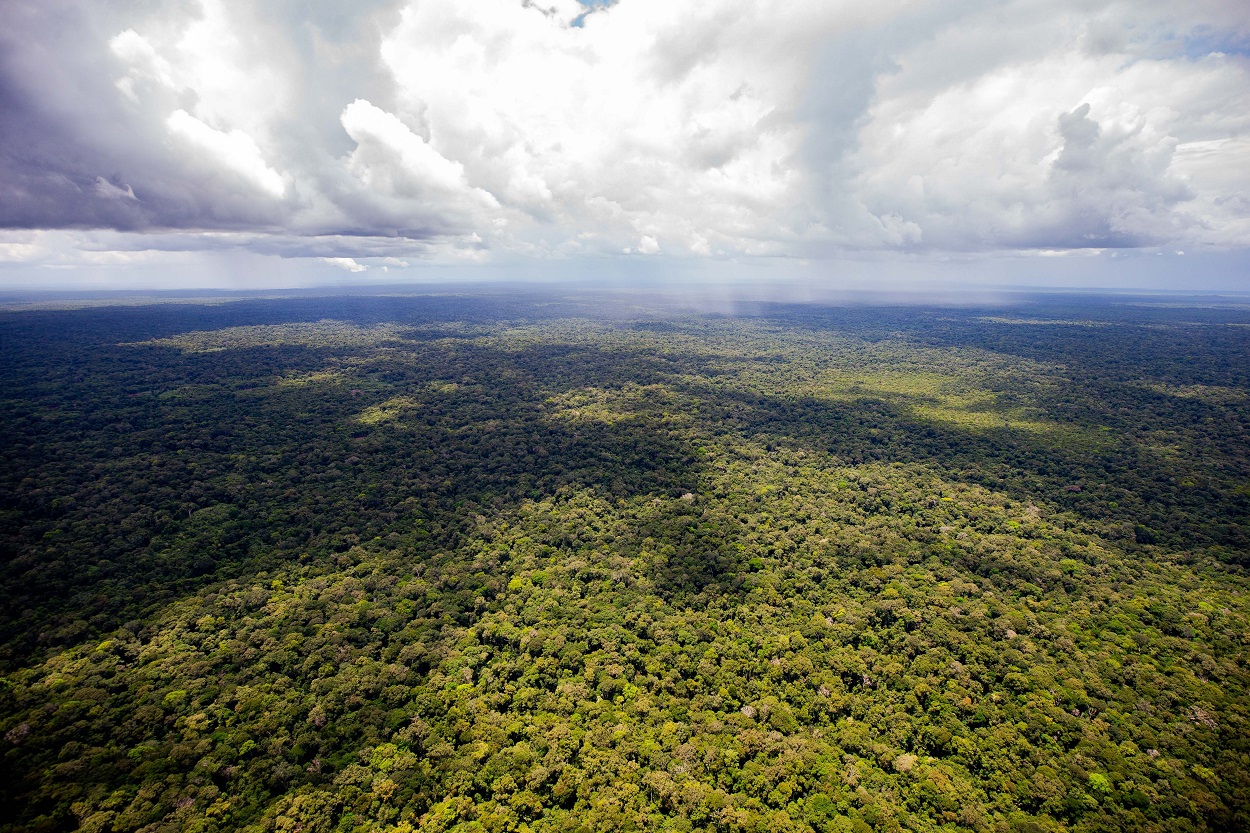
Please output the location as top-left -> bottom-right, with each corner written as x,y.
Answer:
848,32 -> 1250,251
321,256 -> 368,272
336,98 -> 500,234
110,28 -> 177,99
0,0 -> 1246,285
0,1 -> 300,233
375,0 -> 885,256
167,109 -> 286,198
94,177 -> 137,200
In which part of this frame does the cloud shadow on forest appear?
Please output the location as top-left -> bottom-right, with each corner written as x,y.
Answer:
4,290 -> 1249,668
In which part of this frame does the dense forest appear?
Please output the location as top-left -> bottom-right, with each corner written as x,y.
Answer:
1,287 -> 1248,833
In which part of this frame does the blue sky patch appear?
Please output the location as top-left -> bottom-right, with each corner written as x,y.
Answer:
573,0 -> 615,28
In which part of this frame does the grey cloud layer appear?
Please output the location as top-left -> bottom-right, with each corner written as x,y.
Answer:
0,3 -> 281,232
1,0 -> 1247,269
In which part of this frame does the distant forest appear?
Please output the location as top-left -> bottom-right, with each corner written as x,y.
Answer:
1,289 -> 1247,833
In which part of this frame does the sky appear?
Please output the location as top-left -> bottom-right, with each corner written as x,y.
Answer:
1,0 -> 1249,291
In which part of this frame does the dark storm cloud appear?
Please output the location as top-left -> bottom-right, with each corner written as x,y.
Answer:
0,0 -> 420,242
0,3 -> 159,230
0,2 -> 288,232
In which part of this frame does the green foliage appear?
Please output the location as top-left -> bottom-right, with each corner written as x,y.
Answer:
1,290 -> 1249,832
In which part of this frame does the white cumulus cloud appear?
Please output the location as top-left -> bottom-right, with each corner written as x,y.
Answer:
845,2 -> 1250,252
338,98 -> 500,234
321,256 -> 368,272
167,109 -> 286,198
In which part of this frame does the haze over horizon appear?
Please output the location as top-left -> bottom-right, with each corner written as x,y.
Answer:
2,0 -> 1248,291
